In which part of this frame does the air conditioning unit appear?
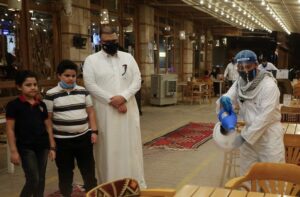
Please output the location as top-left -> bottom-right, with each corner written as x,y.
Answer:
150,74 -> 177,105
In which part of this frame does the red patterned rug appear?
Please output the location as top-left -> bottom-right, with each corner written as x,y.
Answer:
144,122 -> 214,150
46,185 -> 85,197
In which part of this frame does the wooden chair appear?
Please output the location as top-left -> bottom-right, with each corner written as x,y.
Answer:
285,133 -> 300,166
225,162 -> 300,196
294,84 -> 300,104
219,149 -> 240,186
202,79 -> 213,104
281,105 -> 300,123
219,122 -> 244,186
280,106 -> 300,165
185,81 -> 205,104
86,178 -> 176,197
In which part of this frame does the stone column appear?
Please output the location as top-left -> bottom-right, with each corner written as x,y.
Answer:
137,5 -> 155,104
60,0 -> 91,65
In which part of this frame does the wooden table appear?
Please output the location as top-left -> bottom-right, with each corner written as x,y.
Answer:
214,80 -> 224,96
177,81 -> 187,102
177,81 -> 207,104
175,185 -> 295,197
283,123 -> 300,136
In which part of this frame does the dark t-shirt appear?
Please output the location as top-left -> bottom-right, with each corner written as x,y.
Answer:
6,97 -> 49,149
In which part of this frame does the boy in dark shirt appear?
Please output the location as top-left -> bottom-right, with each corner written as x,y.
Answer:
6,70 -> 55,197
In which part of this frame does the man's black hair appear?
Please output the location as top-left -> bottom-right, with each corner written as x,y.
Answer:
15,70 -> 38,86
56,59 -> 78,75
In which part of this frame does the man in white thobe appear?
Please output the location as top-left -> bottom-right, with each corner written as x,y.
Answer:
224,58 -> 239,87
258,58 -> 278,78
83,26 -> 146,188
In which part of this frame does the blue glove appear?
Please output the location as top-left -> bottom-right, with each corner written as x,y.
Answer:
218,109 -> 237,133
220,96 -> 233,114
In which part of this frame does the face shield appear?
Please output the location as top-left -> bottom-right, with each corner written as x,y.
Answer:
234,50 -> 258,83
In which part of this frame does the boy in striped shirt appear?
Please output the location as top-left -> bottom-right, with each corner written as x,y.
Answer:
44,60 -> 97,197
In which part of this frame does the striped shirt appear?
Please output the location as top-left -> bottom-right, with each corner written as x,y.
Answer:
44,84 -> 93,138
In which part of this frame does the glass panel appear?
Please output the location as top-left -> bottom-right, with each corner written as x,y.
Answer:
122,17 -> 134,55
28,11 -> 55,79
158,23 -> 174,74
124,2 -> 134,15
122,0 -> 135,54
90,0 -> 100,4
194,42 -> 200,78
109,14 -> 119,31
168,38 -> 175,73
90,10 -> 101,53
103,0 -> 118,11
0,5 -> 21,80
159,34 -> 166,72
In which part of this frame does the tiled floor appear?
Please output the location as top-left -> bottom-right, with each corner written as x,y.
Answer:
0,100 -> 229,197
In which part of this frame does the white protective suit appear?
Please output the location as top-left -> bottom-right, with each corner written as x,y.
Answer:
220,75 -> 285,176
83,50 -> 146,188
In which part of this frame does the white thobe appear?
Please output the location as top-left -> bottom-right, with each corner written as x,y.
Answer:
224,62 -> 239,81
83,50 -> 146,188
258,62 -> 279,71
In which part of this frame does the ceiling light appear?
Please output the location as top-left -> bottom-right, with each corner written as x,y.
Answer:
100,9 -> 109,24
263,0 -> 290,34
183,0 -> 273,34
179,30 -> 186,40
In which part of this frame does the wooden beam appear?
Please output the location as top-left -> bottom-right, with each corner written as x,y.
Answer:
19,0 -> 30,70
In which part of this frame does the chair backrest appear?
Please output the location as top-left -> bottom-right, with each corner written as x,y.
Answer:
86,178 -> 140,197
86,178 -> 176,197
294,84 -> 300,99
284,136 -> 300,165
281,106 -> 300,123
225,162 -> 300,196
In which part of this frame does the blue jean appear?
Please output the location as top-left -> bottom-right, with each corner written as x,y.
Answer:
18,147 -> 49,197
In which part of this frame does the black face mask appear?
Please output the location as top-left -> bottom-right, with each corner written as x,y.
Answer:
102,42 -> 118,55
239,68 -> 256,82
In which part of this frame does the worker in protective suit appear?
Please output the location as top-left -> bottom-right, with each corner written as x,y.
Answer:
216,49 -> 285,176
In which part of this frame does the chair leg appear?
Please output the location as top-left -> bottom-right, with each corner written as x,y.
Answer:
219,152 -> 229,186
219,150 -> 240,187
226,152 -> 233,178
